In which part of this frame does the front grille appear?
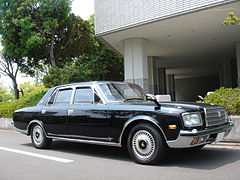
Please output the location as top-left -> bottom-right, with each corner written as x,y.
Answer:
204,107 -> 227,127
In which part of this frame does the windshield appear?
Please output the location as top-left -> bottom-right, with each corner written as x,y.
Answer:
99,83 -> 147,102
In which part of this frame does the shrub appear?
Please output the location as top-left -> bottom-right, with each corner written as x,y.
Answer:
204,87 -> 240,115
0,91 -> 46,118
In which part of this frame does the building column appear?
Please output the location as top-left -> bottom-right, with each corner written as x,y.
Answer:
158,68 -> 166,94
123,38 -> 150,93
236,43 -> 240,87
167,74 -> 175,101
219,59 -> 232,88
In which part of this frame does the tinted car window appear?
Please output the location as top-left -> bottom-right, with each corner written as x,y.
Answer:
94,93 -> 103,104
74,87 -> 93,104
55,88 -> 73,105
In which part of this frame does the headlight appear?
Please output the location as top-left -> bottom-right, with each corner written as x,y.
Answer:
182,112 -> 203,127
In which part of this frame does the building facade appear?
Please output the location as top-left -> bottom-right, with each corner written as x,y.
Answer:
94,0 -> 240,101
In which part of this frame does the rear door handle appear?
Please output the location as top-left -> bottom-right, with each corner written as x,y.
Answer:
68,110 -> 74,115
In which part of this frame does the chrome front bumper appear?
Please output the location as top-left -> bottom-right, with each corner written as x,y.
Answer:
166,122 -> 234,148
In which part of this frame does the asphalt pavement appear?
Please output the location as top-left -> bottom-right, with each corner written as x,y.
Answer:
1,129 -> 240,180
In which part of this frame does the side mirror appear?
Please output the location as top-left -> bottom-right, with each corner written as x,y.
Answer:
146,94 -> 156,100
197,95 -> 204,103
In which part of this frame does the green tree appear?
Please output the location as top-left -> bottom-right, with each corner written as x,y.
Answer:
81,15 -> 124,81
0,0 -> 93,76
43,15 -> 124,87
0,51 -> 20,99
223,12 -> 240,25
53,13 -> 93,66
19,81 -> 48,97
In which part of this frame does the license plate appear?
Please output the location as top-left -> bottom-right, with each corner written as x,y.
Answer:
215,132 -> 225,142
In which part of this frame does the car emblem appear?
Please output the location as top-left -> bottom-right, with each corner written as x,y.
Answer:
217,111 -> 221,117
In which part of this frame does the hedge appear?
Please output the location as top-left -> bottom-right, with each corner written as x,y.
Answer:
204,87 -> 240,115
0,92 -> 46,118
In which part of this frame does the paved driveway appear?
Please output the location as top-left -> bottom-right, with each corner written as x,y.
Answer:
1,129 -> 240,180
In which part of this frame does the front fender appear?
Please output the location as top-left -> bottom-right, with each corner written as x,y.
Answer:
118,115 -> 167,144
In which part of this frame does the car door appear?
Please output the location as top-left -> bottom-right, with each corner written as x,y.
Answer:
42,87 -> 73,136
66,86 -> 110,140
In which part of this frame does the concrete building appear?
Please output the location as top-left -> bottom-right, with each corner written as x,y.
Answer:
94,0 -> 240,101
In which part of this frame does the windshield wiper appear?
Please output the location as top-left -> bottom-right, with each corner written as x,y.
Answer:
123,98 -> 144,102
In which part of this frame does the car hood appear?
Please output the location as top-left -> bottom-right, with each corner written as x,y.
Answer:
121,100 -> 222,112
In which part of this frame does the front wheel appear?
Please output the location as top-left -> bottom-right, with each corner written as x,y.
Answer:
127,123 -> 167,165
31,124 -> 52,149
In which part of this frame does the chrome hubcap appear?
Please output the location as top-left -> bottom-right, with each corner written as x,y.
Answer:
132,130 -> 155,159
32,126 -> 43,145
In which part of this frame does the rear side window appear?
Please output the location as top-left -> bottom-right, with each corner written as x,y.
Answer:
54,88 -> 73,105
73,87 -> 93,104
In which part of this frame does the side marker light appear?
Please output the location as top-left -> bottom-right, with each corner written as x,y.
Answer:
169,125 -> 177,129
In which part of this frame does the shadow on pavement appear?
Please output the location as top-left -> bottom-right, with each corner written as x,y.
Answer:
161,146 -> 240,170
22,140 -> 240,169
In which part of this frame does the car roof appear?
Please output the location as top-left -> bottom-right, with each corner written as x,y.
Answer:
53,81 -> 131,89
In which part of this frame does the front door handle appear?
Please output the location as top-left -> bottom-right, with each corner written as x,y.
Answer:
68,109 -> 74,115
41,110 -> 46,114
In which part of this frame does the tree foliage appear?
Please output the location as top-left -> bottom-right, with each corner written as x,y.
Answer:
0,85 -> 13,102
223,12 -> 240,26
0,0 -> 93,75
0,91 -> 46,118
43,15 -> 124,87
19,81 -> 48,97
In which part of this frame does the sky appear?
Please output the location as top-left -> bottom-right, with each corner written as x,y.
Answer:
0,0 -> 94,89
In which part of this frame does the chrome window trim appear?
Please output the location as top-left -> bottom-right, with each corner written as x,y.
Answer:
72,86 -> 94,105
45,88 -> 58,106
45,86 -> 74,106
44,84 -> 106,106
71,84 -> 107,105
96,82 -> 145,103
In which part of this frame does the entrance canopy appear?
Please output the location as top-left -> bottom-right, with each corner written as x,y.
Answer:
99,2 -> 240,79
96,1 -> 240,101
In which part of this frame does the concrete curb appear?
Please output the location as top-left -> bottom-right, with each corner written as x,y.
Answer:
0,118 -> 13,130
223,116 -> 240,143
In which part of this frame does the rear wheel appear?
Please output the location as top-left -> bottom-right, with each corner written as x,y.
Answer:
127,123 -> 167,165
31,124 -> 52,149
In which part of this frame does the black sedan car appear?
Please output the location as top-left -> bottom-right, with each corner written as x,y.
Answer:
13,81 -> 233,164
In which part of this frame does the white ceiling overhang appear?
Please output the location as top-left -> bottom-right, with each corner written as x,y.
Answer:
99,1 -> 240,66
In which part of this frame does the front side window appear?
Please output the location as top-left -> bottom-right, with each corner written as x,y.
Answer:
54,88 -> 73,105
47,91 -> 57,105
73,87 -> 93,104
99,83 -> 146,102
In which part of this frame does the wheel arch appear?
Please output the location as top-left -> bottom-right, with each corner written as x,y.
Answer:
119,115 -> 167,147
27,120 -> 47,136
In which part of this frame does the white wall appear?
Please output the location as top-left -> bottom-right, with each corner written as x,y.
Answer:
95,0 -> 235,35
